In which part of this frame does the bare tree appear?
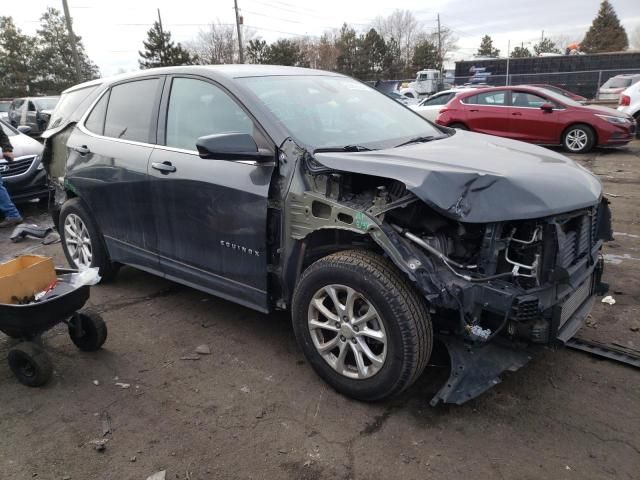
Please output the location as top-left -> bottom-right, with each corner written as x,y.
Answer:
187,20 -> 256,64
372,9 -> 421,65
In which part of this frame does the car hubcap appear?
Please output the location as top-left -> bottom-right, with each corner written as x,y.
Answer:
308,284 -> 387,380
64,213 -> 92,268
566,129 -> 588,151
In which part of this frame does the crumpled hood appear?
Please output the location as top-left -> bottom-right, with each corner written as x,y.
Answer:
314,130 -> 602,223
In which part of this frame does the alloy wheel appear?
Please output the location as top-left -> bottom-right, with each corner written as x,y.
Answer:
308,284 -> 387,380
566,128 -> 588,152
63,213 -> 93,268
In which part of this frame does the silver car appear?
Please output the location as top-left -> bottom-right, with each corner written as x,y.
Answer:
598,74 -> 640,102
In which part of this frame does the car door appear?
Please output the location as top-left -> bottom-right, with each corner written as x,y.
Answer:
148,75 -> 275,312
65,76 -> 164,273
461,90 -> 512,137
508,90 -> 565,144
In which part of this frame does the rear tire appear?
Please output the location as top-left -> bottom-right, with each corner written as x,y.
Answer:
59,198 -> 118,281
292,249 -> 432,401
562,124 -> 595,153
69,309 -> 108,352
8,342 -> 53,387
450,123 -> 468,130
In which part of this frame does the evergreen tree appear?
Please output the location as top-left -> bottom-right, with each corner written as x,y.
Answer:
476,35 -> 499,57
582,0 -> 628,52
511,45 -> 532,58
355,28 -> 386,78
0,17 -> 34,97
533,37 -> 561,55
32,7 -> 99,94
335,23 -> 358,76
246,39 -> 268,64
382,37 -> 403,78
263,39 -> 303,66
139,21 -> 195,69
411,39 -> 440,71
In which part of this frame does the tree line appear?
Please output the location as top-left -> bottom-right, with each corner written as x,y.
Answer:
0,8 -> 98,97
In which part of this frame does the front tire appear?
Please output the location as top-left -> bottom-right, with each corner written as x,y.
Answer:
292,250 -> 432,401
59,198 -> 118,281
562,124 -> 595,153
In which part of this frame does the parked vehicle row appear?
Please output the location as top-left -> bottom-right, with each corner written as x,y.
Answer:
42,66 -> 611,405
6,96 -> 60,136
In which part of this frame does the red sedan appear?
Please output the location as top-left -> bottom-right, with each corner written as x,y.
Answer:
436,86 -> 636,153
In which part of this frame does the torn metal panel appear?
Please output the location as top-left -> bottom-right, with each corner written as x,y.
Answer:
314,130 -> 602,223
431,337 -> 534,406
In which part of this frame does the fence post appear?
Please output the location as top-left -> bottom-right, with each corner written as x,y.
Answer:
596,70 -> 602,99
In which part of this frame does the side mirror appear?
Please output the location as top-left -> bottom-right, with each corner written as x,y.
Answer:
17,125 -> 32,135
196,133 -> 272,162
540,103 -> 554,112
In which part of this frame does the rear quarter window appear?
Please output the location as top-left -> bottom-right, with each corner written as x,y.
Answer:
47,85 -> 101,130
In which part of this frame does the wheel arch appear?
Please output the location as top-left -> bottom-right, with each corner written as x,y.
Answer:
561,122 -> 598,147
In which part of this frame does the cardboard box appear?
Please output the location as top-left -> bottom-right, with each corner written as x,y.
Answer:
0,255 -> 57,305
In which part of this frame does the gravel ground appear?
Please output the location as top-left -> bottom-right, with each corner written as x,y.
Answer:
1,141 -> 639,480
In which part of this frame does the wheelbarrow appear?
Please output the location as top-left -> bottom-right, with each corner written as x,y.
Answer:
0,268 -> 107,387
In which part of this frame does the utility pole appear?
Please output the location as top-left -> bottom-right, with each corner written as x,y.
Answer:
234,0 -> 244,63
505,39 -> 510,86
61,0 -> 82,81
157,8 -> 165,66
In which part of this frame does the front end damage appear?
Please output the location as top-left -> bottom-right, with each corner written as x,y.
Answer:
281,136 -> 612,405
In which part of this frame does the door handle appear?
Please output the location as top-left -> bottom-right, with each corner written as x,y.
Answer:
469,109 -> 479,112
73,145 -> 90,155
152,161 -> 177,174
512,112 -> 523,116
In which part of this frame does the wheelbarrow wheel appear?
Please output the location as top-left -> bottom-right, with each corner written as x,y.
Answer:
69,309 -> 108,352
8,342 -> 53,387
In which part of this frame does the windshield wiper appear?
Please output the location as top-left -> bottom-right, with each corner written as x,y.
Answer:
313,145 -> 373,154
394,135 -> 445,148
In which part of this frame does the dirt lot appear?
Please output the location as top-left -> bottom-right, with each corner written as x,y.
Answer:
1,142 -> 639,480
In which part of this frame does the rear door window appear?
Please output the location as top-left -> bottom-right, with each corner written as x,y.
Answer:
84,92 -> 109,135
464,91 -> 507,106
511,92 -> 548,108
423,93 -> 453,106
103,78 -> 160,143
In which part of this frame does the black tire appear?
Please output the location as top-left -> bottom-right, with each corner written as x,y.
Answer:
69,309 -> 108,352
8,342 -> 53,387
292,249 -> 432,401
59,197 -> 118,281
449,123 -> 468,130
562,124 -> 596,154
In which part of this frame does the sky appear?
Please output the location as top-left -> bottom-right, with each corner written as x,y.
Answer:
3,0 -> 640,76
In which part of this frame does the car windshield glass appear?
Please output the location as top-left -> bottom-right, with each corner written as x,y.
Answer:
602,77 -> 632,89
33,98 -> 59,110
238,75 -> 441,150
0,121 -> 17,137
0,103 -> 10,113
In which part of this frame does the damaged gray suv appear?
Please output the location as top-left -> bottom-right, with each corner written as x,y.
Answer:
43,66 -> 612,405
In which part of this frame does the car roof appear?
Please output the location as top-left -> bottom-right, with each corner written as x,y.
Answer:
62,65 -> 343,94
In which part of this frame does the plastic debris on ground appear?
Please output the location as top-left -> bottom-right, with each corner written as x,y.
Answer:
467,324 -> 492,341
601,295 -> 616,305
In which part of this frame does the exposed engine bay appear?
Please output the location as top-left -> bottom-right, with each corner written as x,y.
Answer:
286,155 -> 612,404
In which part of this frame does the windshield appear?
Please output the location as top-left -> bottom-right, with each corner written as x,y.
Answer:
34,97 -> 59,110
0,120 -> 18,137
238,75 -> 441,150
602,77 -> 632,89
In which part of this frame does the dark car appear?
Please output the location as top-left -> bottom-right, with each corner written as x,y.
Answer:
0,120 -> 49,203
44,66 -> 611,405
8,96 -> 60,136
436,86 -> 636,153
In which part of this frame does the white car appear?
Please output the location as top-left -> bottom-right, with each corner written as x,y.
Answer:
410,88 -> 475,122
617,81 -> 640,123
599,74 -> 640,102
